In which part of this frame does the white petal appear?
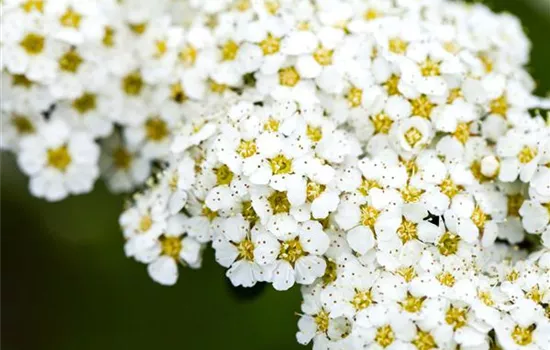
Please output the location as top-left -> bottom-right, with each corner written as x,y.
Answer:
147,256 -> 178,286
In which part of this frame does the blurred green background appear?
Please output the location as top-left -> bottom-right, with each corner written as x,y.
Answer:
2,1 -> 549,349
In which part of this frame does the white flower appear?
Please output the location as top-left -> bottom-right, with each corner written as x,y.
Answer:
139,214 -> 203,286
103,69 -> 152,126
254,220 -> 329,290
297,282 -> 353,348
353,303 -> 418,349
17,118 -> 99,201
49,45 -> 108,99
99,132 -> 151,193
256,62 -> 318,105
390,116 -> 434,157
1,106 -> 45,151
212,215 -> 266,287
1,71 -> 53,116
52,89 -> 113,138
2,10 -> 59,83
494,313 -> 550,350
124,110 -> 178,160
43,0 -> 105,45
120,187 -> 168,257
497,129 -> 542,183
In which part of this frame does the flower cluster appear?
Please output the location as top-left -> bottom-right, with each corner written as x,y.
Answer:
3,0 -> 550,349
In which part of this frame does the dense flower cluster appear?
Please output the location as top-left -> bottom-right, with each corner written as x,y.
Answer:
3,0 -> 550,349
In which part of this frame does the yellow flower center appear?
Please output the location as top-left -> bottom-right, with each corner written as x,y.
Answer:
401,185 -> 423,203
506,269 -> 520,282
447,88 -> 463,103
160,236 -> 182,259
364,8 -> 380,20
179,44 -> 197,66
129,23 -> 147,35
279,67 -> 300,87
412,330 -> 437,350
265,0 -> 280,14
397,266 -> 417,282
270,154 -> 292,174
113,147 -> 132,170
397,219 -> 418,243
360,204 -> 380,229
306,181 -> 326,202
20,33 -> 45,55
401,158 -> 418,177
154,40 -> 167,58
443,41 -> 459,54
479,54 -> 494,73
264,117 -> 280,132
12,74 -> 34,88
511,325 -> 534,346
209,79 -> 228,93
420,58 -> 441,77
411,95 -> 435,119
351,289 -> 373,310
122,72 -> 144,96
404,127 -> 423,148
202,205 -> 218,221
58,49 -> 83,73
205,15 -> 218,29
278,238 -> 305,265
22,0 -> 43,13
268,191 -> 291,214
139,215 -> 152,232
170,82 -> 188,103
372,113 -> 393,134
241,201 -> 258,226
526,285 -> 543,304
215,164 -> 234,186
314,310 -> 329,333
47,145 -> 72,172
471,205 -> 489,230
322,259 -> 338,285
221,40 -> 239,61
389,38 -> 408,54
236,239 -> 255,261
489,95 -> 508,116
60,8 -> 81,28
72,93 -> 96,114
237,140 -> 257,158
453,122 -> 471,144
478,291 -> 494,306
145,117 -> 169,141
400,293 -> 426,313
234,0 -> 251,11
347,87 -> 363,108
313,46 -> 333,66
437,272 -> 456,287
518,146 -> 538,164
306,125 -> 323,142
359,178 -> 381,196
296,21 -> 310,31
445,306 -> 468,330
102,26 -> 115,47
440,177 -> 462,198
384,75 -> 400,96
375,325 -> 395,348
259,34 -> 280,55
12,115 -> 35,134
437,232 -> 460,256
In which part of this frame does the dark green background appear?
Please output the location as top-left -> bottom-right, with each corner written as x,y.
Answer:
2,1 -> 549,349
